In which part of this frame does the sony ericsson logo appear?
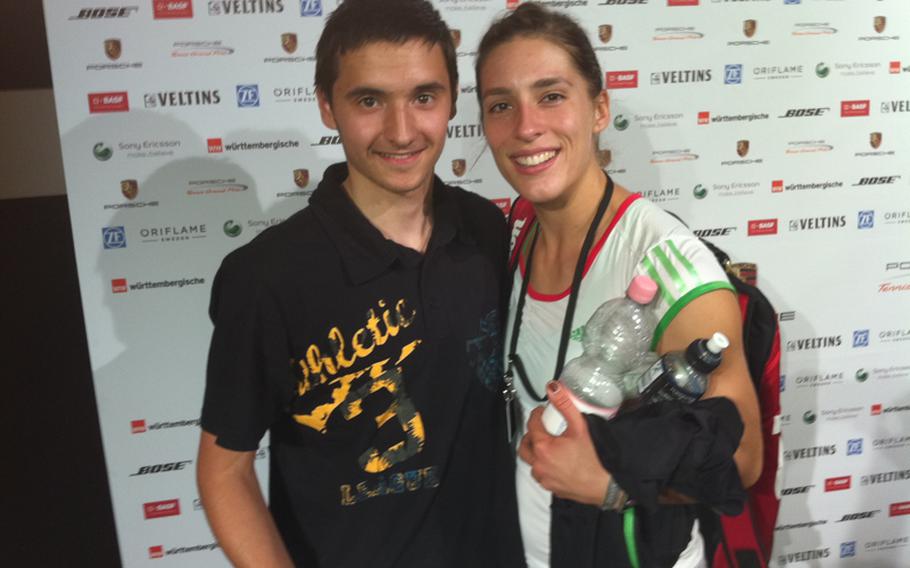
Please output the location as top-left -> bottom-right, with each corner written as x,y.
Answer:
93,142 -> 113,161
223,220 -> 242,237
815,62 -> 830,78
613,115 -> 629,131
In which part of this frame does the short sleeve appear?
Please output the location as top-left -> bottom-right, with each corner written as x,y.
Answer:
635,236 -> 735,349
200,253 -> 292,451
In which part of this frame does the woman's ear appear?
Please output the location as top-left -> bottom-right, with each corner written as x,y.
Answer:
592,89 -> 610,134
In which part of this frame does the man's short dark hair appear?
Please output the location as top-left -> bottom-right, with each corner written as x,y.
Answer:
315,0 -> 459,109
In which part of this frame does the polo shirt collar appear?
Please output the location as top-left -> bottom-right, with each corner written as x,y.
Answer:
309,163 -> 475,285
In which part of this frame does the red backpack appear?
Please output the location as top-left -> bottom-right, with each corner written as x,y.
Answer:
697,240 -> 782,568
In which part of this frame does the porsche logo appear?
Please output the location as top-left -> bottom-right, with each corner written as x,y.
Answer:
874,16 -> 886,34
597,149 -> 612,169
452,159 -> 466,178
736,140 -> 750,158
120,179 -> 138,200
450,29 -> 461,49
104,38 -> 122,61
598,25 -> 612,44
282,33 -> 298,54
293,169 -> 309,188
870,132 -> 882,150
743,20 -> 757,39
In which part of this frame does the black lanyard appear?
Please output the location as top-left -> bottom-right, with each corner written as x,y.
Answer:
507,174 -> 615,402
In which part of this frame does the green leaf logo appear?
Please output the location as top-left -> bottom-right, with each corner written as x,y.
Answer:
815,62 -> 830,78
613,114 -> 629,131
693,184 -> 707,199
223,220 -> 242,238
93,142 -> 113,161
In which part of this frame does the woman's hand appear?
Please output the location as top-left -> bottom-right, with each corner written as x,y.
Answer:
518,381 -> 611,506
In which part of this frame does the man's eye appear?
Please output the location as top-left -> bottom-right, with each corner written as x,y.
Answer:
359,97 -> 378,108
416,94 -> 434,104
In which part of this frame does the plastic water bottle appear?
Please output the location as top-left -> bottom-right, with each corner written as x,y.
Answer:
637,332 -> 729,404
541,276 -> 659,435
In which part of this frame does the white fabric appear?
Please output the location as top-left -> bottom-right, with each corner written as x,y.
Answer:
505,196 -> 732,567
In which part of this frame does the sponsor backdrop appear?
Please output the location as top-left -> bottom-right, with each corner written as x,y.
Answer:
44,0 -> 910,566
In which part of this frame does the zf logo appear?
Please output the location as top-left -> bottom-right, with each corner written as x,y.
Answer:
725,64 -> 742,85
853,330 -> 870,348
102,226 -> 127,249
300,0 -> 322,16
840,542 -> 856,558
847,438 -> 863,455
236,85 -> 260,108
858,210 -> 875,229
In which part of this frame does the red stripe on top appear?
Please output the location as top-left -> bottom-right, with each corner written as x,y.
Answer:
519,193 -> 641,302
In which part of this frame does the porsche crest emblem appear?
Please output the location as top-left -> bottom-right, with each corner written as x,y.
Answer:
452,159 -> 466,178
743,20 -> 757,39
874,16 -> 886,34
450,29 -> 462,49
120,179 -> 138,200
870,132 -> 882,150
598,25 -> 612,44
293,169 -> 310,188
282,33 -> 298,54
736,140 -> 750,158
104,39 -> 122,61
597,149 -> 612,169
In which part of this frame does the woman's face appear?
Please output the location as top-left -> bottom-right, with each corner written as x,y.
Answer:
479,36 -> 609,206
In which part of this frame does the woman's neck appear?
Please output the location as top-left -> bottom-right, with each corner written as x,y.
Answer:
534,165 -> 608,256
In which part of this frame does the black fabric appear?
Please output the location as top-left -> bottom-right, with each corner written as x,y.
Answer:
201,163 -> 524,568
548,398 -> 746,568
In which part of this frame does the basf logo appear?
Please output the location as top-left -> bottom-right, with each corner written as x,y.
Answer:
606,71 -> 638,89
748,219 -> 777,236
825,476 -> 851,492
143,499 -> 181,519
153,1 -> 193,19
88,91 -> 129,113
842,100 -> 871,117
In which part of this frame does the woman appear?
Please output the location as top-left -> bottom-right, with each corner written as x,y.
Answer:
475,4 -> 763,568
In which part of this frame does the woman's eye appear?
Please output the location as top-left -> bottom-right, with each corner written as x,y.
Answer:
542,93 -> 565,103
488,102 -> 510,114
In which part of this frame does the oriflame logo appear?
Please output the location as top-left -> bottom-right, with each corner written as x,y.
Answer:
748,219 -> 778,236
131,419 -> 147,433
825,476 -> 851,492
890,502 -> 910,517
891,61 -> 901,74
144,499 -> 181,519
841,100 -> 870,117
88,92 -> 129,113
698,111 -> 709,125
207,138 -> 224,153
606,71 -> 639,89
153,0 -> 194,19
872,403 -> 882,415
112,278 -> 128,294
772,180 -> 783,193
149,546 -> 164,559
491,198 -> 511,216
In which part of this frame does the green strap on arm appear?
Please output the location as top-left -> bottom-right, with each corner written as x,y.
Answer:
624,507 -> 640,568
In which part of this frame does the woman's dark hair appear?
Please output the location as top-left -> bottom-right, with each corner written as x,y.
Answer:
475,2 -> 602,104
315,0 -> 458,109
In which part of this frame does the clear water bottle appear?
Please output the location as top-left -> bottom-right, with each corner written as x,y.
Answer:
542,276 -> 659,435
637,332 -> 729,404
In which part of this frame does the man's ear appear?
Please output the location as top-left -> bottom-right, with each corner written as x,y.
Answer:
317,88 -> 338,130
592,89 -> 610,135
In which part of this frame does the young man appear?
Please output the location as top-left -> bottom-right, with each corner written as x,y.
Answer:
197,1 -> 523,566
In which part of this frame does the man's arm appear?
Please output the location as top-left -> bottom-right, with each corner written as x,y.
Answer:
197,431 -> 294,568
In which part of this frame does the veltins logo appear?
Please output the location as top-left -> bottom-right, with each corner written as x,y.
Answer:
853,329 -> 870,347
144,499 -> 181,519
236,84 -> 260,108
102,226 -> 127,249
724,64 -> 742,84
88,91 -> 129,113
841,100 -> 870,117
748,219 -> 777,236
606,71 -> 638,89
858,210 -> 874,229
847,438 -> 863,455
825,476 -> 851,492
153,1 -> 193,19
300,0 -> 322,16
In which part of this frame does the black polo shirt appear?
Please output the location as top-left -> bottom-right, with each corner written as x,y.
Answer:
202,163 -> 524,568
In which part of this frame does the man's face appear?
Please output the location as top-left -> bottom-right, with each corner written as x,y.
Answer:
318,40 -> 453,198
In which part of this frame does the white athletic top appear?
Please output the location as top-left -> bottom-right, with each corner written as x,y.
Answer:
504,194 -> 733,568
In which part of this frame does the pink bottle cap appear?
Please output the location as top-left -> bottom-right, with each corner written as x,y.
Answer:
627,275 -> 658,305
